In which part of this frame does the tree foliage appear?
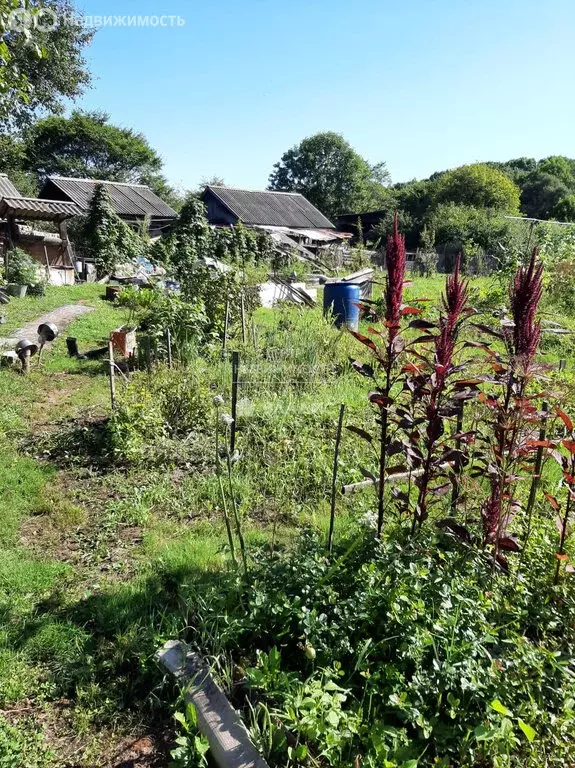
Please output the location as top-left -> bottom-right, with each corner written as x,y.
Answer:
0,0 -> 93,129
24,110 -> 163,182
433,163 -> 521,214
80,184 -> 147,276
268,131 -> 390,220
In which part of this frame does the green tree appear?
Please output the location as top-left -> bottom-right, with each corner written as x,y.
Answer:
0,133 -> 38,195
268,131 -> 390,220
520,171 -> 570,220
538,156 -> 575,189
80,184 -> 147,276
24,110 -> 163,182
552,194 -> 575,223
433,163 -> 521,214
0,0 -> 93,128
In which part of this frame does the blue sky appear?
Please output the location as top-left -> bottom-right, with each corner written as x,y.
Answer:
75,0 -> 575,192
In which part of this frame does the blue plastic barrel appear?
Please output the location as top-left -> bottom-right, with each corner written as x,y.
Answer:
323,282 -> 361,331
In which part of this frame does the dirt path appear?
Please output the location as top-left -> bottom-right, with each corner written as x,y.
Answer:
0,304 -> 95,348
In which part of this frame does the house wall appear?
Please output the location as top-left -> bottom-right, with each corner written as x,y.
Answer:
203,192 -> 238,226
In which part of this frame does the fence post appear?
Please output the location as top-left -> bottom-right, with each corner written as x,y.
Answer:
166,328 -> 173,369
108,340 -> 116,409
230,351 -> 239,454
328,404 -> 346,553
241,292 -> 247,345
222,298 -> 230,358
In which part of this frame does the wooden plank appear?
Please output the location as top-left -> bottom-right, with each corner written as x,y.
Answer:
158,641 -> 270,768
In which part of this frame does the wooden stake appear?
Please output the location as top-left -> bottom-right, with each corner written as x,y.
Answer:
222,298 -> 230,357
328,404 -> 346,553
240,292 -> 247,345
166,328 -> 173,368
108,340 -> 116,409
230,351 -> 239,454
145,335 -> 152,375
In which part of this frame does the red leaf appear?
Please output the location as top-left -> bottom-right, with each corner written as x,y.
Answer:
562,440 -> 575,456
402,363 -> 423,375
495,554 -> 509,572
350,331 -> 378,351
498,536 -> 522,552
555,407 -> 574,432
369,392 -> 391,408
544,492 -> 561,511
400,306 -> 423,316
555,553 -> 569,561
524,440 -> 555,449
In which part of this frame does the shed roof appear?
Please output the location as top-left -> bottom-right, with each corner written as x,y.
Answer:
0,197 -> 82,220
40,176 -> 179,220
0,174 -> 22,199
203,186 -> 334,229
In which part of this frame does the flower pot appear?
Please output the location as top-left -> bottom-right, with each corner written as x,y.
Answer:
6,283 -> 28,298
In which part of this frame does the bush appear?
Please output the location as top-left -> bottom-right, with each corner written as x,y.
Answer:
109,366 -> 213,465
3,247 -> 40,285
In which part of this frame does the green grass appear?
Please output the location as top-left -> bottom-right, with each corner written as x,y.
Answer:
0,284 -> 111,334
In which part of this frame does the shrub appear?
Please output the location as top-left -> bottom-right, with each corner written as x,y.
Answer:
3,247 -> 40,285
109,366 -> 213,465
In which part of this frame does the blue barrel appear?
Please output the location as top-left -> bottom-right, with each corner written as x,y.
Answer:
323,282 -> 361,331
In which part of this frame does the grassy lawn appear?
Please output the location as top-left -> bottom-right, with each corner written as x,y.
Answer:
0,275 -> 574,765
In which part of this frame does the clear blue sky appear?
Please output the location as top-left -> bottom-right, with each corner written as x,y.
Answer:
76,0 -> 575,192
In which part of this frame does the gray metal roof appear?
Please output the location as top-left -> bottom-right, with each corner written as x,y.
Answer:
0,197 -> 82,220
203,186 -> 334,229
0,174 -> 22,198
41,176 -> 178,220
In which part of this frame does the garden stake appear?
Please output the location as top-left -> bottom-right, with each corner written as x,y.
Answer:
145,335 -> 152,376
230,351 -> 239,454
328,404 -> 346,553
108,340 -> 116,409
166,328 -> 172,368
222,298 -> 230,357
241,292 -> 247,345
252,317 -> 257,349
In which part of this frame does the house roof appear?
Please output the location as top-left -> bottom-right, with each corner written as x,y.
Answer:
0,174 -> 22,198
203,186 -> 334,229
0,196 -> 82,221
40,176 -> 178,220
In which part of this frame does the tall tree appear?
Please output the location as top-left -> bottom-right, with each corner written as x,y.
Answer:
520,172 -> 570,220
0,0 -> 93,129
433,163 -> 521,214
268,132 -> 390,220
24,110 -> 163,182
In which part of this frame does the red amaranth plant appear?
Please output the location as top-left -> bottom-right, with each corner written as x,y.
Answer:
475,250 -> 546,568
509,248 -> 543,370
406,255 -> 471,533
349,215 -> 410,538
385,215 -> 407,348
